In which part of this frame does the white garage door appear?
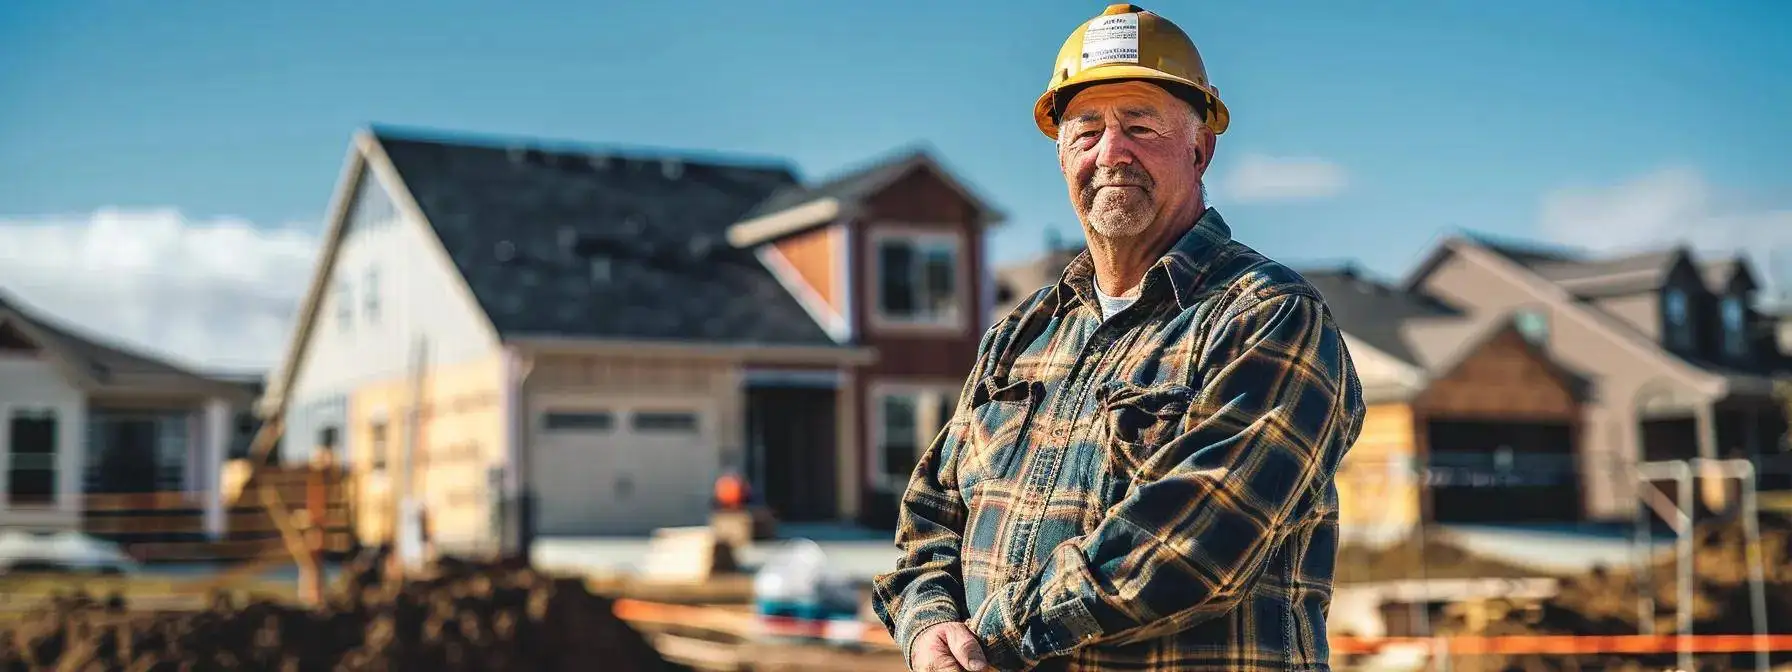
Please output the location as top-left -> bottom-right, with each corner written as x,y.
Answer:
531,401 -> 716,536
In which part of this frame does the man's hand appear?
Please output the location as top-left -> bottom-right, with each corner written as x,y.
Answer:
909,621 -> 989,671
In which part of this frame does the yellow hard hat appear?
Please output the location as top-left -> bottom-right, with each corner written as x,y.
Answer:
1033,3 -> 1230,139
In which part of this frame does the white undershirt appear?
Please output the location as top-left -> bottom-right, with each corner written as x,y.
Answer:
1095,285 -> 1139,321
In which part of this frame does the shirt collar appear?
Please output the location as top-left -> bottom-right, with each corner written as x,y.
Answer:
1050,207 -> 1234,318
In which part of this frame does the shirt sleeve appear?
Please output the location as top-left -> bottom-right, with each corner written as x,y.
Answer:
870,323 -> 1003,665
973,291 -> 1364,669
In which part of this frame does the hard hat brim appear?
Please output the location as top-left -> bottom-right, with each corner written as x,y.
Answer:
1033,65 -> 1230,140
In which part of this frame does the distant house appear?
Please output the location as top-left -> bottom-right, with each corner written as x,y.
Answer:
1406,236 -> 1792,519
0,291 -> 256,538
263,127 -> 1004,550
992,233 -> 1792,536
1766,298 -> 1792,362
1300,267 -> 1590,539
991,232 -> 1085,322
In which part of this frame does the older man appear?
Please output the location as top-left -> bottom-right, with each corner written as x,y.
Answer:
871,4 -> 1365,671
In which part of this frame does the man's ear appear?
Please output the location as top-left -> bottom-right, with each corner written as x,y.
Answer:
1193,126 -> 1218,175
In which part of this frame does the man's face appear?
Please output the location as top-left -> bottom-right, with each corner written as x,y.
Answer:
1057,81 -> 1214,240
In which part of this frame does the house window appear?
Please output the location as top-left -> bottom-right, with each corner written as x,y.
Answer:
633,411 -> 700,433
1722,296 -> 1749,359
345,167 -> 399,236
155,415 -> 188,491
1513,308 -> 1549,346
369,420 -> 388,471
543,411 -> 615,432
875,387 -> 957,490
363,267 -> 381,324
1663,288 -> 1690,350
334,280 -> 353,331
316,426 -> 340,453
7,409 -> 58,506
876,233 -> 961,326
229,412 -> 257,460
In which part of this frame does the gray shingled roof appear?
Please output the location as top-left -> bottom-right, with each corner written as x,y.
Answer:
1472,234 -> 1707,297
373,129 -> 840,347
741,147 -> 929,221
0,290 -> 255,398
1301,267 -> 1463,366
1463,232 -> 1586,268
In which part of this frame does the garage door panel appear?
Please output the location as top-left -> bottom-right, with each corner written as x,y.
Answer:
530,401 -> 714,536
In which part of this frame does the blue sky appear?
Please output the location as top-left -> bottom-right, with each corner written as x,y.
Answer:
1,1 -> 1789,368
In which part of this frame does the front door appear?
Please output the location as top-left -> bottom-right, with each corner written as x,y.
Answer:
746,386 -> 839,522
97,419 -> 159,494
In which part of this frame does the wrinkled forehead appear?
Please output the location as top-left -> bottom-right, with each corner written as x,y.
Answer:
1060,81 -> 1190,127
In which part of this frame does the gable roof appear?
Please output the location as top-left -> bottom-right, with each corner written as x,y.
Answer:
1303,266 -> 1594,402
1475,237 -> 1691,298
0,290 -> 254,400
727,145 -> 1006,246
1699,256 -> 1759,295
1471,233 -> 1763,299
370,127 -> 842,348
1301,266 -> 1464,368
1403,236 -> 1729,394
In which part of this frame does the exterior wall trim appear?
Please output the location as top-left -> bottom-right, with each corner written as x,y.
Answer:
755,244 -> 851,342
1409,240 -> 1722,395
507,337 -> 876,366
864,376 -> 964,493
727,198 -> 849,248
742,368 -> 844,388
863,223 -> 976,337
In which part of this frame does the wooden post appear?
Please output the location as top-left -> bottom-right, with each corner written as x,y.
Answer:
298,445 -> 335,605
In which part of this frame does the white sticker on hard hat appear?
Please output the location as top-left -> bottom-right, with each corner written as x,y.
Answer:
1080,12 -> 1140,69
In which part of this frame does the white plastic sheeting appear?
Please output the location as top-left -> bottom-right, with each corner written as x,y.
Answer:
0,530 -> 139,574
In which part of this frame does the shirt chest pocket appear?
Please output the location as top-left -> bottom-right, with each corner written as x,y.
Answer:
958,374 -> 1043,496
1099,380 -> 1197,484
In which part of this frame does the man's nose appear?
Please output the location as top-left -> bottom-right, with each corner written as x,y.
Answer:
1093,126 -> 1137,169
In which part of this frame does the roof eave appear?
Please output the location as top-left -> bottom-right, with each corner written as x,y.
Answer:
506,335 -> 877,366
726,197 -> 852,247
88,378 -> 257,404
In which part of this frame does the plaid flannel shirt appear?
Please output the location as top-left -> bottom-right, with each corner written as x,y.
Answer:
871,208 -> 1365,671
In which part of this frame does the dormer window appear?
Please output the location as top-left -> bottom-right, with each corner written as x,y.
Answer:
1721,295 -> 1750,360
1663,287 -> 1690,350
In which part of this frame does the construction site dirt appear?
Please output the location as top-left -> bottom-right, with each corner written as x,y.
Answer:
0,550 -> 682,671
6,514 -> 1791,671
1399,513 -> 1792,671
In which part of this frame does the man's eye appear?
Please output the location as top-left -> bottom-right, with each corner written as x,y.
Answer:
1129,126 -> 1159,137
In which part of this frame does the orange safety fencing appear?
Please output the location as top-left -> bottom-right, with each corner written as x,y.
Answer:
1332,634 -> 1792,656
611,598 -> 1792,656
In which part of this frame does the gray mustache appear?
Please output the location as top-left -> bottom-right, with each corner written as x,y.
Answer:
1081,166 -> 1154,200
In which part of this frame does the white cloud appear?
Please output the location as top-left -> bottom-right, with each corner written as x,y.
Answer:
1217,154 -> 1349,203
1539,167 -> 1792,294
0,208 -> 321,372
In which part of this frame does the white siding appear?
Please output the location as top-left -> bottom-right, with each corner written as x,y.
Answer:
283,163 -> 497,462
0,355 -> 87,529
1342,333 -> 1424,400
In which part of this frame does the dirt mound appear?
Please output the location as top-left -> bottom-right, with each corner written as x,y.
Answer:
1434,513 -> 1792,670
0,550 -> 683,671
1337,535 -> 1549,583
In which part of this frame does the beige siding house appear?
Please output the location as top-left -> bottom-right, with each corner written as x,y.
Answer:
1405,237 -> 1790,520
264,127 -> 1006,555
